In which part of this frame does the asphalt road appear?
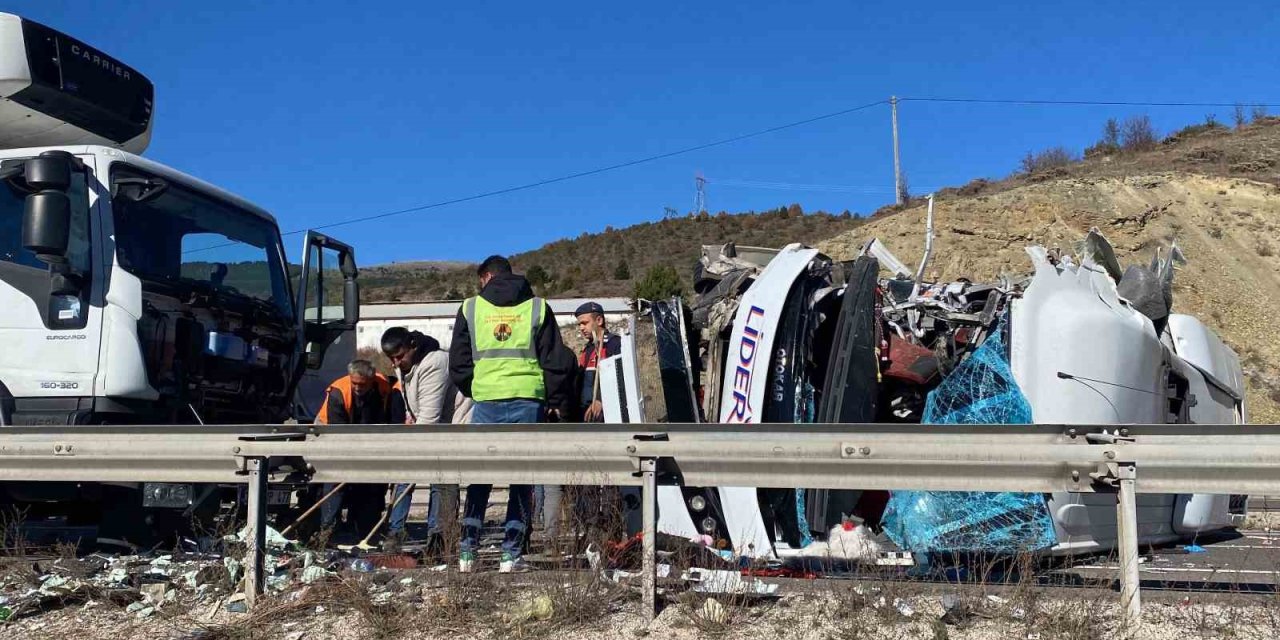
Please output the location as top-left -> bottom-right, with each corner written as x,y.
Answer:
1062,529 -> 1280,593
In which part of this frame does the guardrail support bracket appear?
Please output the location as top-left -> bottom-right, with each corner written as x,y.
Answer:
1114,462 -> 1141,632
640,456 -> 658,623
242,456 -> 268,608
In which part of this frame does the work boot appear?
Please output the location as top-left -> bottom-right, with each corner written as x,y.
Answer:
422,532 -> 444,561
381,529 -> 406,553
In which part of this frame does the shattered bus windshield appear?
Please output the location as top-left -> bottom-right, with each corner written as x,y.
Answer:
111,168 -> 293,318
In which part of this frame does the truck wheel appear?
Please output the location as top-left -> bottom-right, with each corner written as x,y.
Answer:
98,486 -> 159,548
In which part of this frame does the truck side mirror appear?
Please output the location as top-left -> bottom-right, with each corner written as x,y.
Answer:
343,279 -> 360,327
23,190 -> 71,264
24,154 -> 73,192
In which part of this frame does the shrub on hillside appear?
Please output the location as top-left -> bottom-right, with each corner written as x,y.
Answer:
1121,115 -> 1158,152
633,264 -> 683,301
1165,120 -> 1228,145
1020,147 -> 1076,174
1085,118 -> 1122,158
526,264 -> 550,288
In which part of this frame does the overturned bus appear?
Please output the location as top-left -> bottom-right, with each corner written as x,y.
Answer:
632,213 -> 1246,561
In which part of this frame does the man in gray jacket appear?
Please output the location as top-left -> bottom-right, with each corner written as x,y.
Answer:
381,327 -> 473,550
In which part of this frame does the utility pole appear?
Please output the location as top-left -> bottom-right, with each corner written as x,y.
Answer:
694,173 -> 707,215
891,95 -> 902,205
663,207 -> 678,219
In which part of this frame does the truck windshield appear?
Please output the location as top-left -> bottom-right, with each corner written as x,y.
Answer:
111,167 -> 293,319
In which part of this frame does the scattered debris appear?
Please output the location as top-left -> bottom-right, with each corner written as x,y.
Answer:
893,597 -> 915,618
699,597 -> 728,624
681,568 -> 779,597
301,565 -> 332,585
225,592 -> 248,614
224,557 -> 243,585
605,564 -> 671,583
797,520 -> 882,561
227,524 -> 296,551
123,599 -> 156,619
506,594 -> 555,624
1184,544 -> 1207,554
940,594 -> 972,625
38,575 -> 72,596
140,582 -> 172,607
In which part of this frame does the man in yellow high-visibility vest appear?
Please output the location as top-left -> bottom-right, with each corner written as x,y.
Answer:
449,255 -> 570,573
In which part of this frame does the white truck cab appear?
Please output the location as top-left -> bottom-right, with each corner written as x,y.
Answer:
0,13 -> 358,537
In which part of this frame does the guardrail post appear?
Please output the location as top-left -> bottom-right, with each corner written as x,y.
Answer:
244,456 -> 268,608
1116,462 -> 1141,631
640,456 -> 658,623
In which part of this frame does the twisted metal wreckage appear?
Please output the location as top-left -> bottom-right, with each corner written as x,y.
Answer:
607,196 -> 1248,566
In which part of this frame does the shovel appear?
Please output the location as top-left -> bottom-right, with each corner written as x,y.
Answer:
339,483 -> 415,552
280,482 -> 347,538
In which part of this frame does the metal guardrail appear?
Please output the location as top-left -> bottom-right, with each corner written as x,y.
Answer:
3,422 -> 1280,630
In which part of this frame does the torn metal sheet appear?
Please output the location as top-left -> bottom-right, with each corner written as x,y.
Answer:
859,238 -> 913,278
681,568 -> 780,597
911,194 -> 937,298
1078,227 -> 1124,283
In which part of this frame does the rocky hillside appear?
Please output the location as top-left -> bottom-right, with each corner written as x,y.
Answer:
819,172 -> 1280,424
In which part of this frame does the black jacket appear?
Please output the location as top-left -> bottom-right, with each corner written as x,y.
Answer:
449,273 -> 569,406
549,343 -> 581,421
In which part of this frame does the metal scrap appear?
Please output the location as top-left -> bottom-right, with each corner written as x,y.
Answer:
681,568 -> 779,597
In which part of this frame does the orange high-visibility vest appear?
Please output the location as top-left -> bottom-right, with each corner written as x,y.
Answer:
315,374 -> 392,424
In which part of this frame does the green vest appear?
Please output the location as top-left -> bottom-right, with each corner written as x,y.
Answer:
464,295 -> 546,402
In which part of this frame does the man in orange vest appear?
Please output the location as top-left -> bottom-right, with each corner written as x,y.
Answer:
316,359 -> 401,534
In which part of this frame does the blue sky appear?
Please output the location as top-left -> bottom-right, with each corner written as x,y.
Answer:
13,1 -> 1279,264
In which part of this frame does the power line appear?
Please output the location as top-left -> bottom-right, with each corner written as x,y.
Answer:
712,178 -> 894,194
289,99 -> 890,236
904,97 -> 1280,108
186,93 -> 1280,252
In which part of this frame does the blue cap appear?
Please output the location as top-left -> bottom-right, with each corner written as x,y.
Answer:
574,302 -> 605,316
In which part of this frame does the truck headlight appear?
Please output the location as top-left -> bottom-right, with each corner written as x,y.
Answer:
142,483 -> 193,508
689,495 -> 707,512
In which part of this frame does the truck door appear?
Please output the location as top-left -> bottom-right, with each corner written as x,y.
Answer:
0,152 -> 103,422
292,231 -> 358,416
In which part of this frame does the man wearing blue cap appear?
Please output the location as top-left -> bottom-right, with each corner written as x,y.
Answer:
574,301 -> 622,422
